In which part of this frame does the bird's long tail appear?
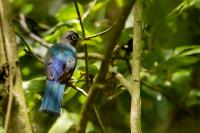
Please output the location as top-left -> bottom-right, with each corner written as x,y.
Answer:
39,80 -> 65,115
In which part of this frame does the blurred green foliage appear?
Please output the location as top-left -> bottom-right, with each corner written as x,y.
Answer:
0,0 -> 199,132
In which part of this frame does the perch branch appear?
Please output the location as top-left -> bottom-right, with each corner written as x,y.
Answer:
68,83 -> 88,97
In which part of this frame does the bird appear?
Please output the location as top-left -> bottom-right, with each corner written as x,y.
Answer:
39,31 -> 79,115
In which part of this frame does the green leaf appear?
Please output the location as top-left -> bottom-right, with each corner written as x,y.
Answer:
48,110 -> 79,133
165,56 -> 198,68
186,90 -> 200,107
23,76 -> 46,93
119,27 -> 133,44
169,0 -> 200,15
77,64 -> 98,75
21,4 -> 33,14
55,4 -> 83,21
174,45 -> 200,56
63,88 -> 77,104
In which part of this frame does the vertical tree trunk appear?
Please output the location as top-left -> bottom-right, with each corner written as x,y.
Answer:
0,0 -> 32,133
131,0 -> 142,132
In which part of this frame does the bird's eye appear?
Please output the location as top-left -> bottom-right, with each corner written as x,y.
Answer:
71,35 -> 77,41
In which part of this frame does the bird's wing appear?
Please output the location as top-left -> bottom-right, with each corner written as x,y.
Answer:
58,52 -> 77,82
45,47 -> 76,82
45,51 -> 54,80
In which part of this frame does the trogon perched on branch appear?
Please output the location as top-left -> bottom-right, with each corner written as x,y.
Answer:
40,31 -> 79,115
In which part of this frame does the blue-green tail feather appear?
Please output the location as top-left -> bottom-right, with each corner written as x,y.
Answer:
39,80 -> 65,115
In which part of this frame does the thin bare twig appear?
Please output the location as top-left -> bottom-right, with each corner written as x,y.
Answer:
93,105 -> 106,133
84,44 -> 89,90
74,0 -> 112,40
3,71 -> 13,133
15,32 -> 44,64
73,0 -> 86,38
84,25 -> 113,40
82,0 -> 98,20
68,83 -> 88,97
19,14 -> 51,48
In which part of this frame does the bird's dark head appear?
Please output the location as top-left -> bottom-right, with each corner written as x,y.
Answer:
60,31 -> 80,47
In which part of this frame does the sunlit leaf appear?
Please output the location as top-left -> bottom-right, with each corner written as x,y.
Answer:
186,90 -> 200,107
49,110 -> 79,133
174,45 -> 200,56
21,4 -> 33,14
23,76 -> 46,93
55,4 -> 83,21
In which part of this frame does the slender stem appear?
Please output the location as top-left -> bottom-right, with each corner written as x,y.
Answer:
73,0 -> 85,38
23,49 -> 44,64
4,82 -> 13,133
15,32 -> 44,64
74,0 -> 112,40
84,44 -> 89,90
68,84 -> 88,97
84,25 -> 113,40
73,0 -> 89,90
93,105 -> 107,133
15,32 -> 31,51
